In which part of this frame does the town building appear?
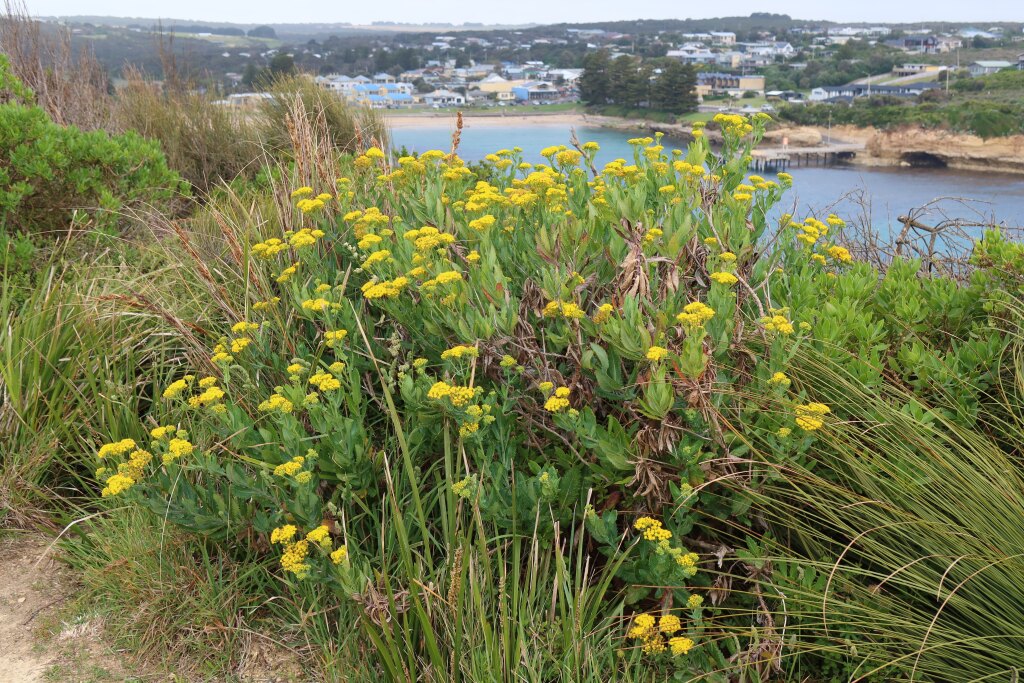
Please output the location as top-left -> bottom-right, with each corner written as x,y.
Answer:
421,89 -> 466,106
695,72 -> 766,97
968,61 -> 1013,77
892,64 -> 946,78
809,82 -> 941,101
511,81 -> 559,102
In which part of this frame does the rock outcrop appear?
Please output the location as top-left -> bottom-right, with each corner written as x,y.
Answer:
856,127 -> 1024,174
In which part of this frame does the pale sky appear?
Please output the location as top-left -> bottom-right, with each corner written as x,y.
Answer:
21,0 -> 1024,25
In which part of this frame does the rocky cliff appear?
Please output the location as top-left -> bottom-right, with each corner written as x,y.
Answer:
861,127 -> 1024,174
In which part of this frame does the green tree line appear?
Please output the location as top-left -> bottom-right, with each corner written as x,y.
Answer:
580,51 -> 698,114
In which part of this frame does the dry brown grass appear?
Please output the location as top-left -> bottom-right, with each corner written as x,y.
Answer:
0,0 -> 114,131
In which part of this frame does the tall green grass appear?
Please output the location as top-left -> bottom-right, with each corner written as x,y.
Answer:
733,316 -> 1024,681
0,248 -> 181,526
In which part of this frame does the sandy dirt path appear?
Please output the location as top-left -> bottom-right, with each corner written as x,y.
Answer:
0,535 -> 66,682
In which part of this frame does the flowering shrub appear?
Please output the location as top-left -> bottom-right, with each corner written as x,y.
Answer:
93,113 -> 1013,676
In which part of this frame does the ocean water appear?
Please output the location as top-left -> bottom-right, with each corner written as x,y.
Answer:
390,122 -> 1024,233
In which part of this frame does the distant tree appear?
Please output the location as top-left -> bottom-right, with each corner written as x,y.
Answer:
609,55 -> 647,109
269,54 -> 295,76
248,25 -> 277,39
579,50 -> 611,106
650,60 -> 697,114
241,62 -> 259,88
396,48 -> 420,71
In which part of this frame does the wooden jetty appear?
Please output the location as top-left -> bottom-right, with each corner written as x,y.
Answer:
750,142 -> 865,171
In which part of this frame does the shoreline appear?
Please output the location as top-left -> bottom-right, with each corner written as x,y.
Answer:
385,112 -> 1024,176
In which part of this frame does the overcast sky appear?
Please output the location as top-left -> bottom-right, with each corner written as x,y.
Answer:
21,0 -> 1024,25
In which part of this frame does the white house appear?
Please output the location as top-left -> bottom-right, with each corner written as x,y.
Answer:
421,89 -> 466,106
969,60 -> 1012,77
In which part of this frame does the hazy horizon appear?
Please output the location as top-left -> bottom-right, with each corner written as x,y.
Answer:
21,0 -> 1024,26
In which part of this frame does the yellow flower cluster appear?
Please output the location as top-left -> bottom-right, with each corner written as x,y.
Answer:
345,207 -> 391,237
441,345 -> 478,360
762,309 -> 795,335
150,425 -> 175,440
795,402 -> 831,431
210,341 -> 233,364
405,226 -> 456,251
634,516 -> 672,542
452,475 -> 477,498
252,237 -> 288,259
288,228 -> 325,248
280,539 -> 310,577
252,297 -> 280,311
100,447 -> 152,497
301,298 -> 332,313
713,112 -> 754,137
309,372 -> 341,392
676,302 -> 716,330
361,249 -> 392,269
361,276 -> 409,300
646,346 -> 669,362
188,384 -> 225,411
543,386 -> 571,413
459,403 -> 494,437
542,300 -> 585,319
826,245 -> 853,263
794,216 -> 830,246
330,545 -> 349,565
273,455 -> 306,478
628,613 -> 693,656
271,525 -> 296,543
98,438 -> 137,459
324,329 -> 348,348
305,525 -> 331,548
670,636 -> 695,656
710,271 -> 738,286
593,303 -> 614,324
163,437 -> 193,464
357,233 -> 382,250
295,198 -> 325,214
437,270 -> 465,285
468,214 -> 496,231
162,375 -> 195,399
427,381 -> 479,407
258,392 -> 294,414
634,517 -> 700,577
768,371 -> 791,388
276,263 -> 299,283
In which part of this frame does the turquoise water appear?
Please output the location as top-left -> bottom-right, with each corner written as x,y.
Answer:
391,122 -> 1024,232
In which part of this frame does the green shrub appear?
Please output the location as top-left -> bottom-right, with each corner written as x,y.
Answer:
1,56 -> 184,237
0,102 -> 185,235
82,114 -> 1019,679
